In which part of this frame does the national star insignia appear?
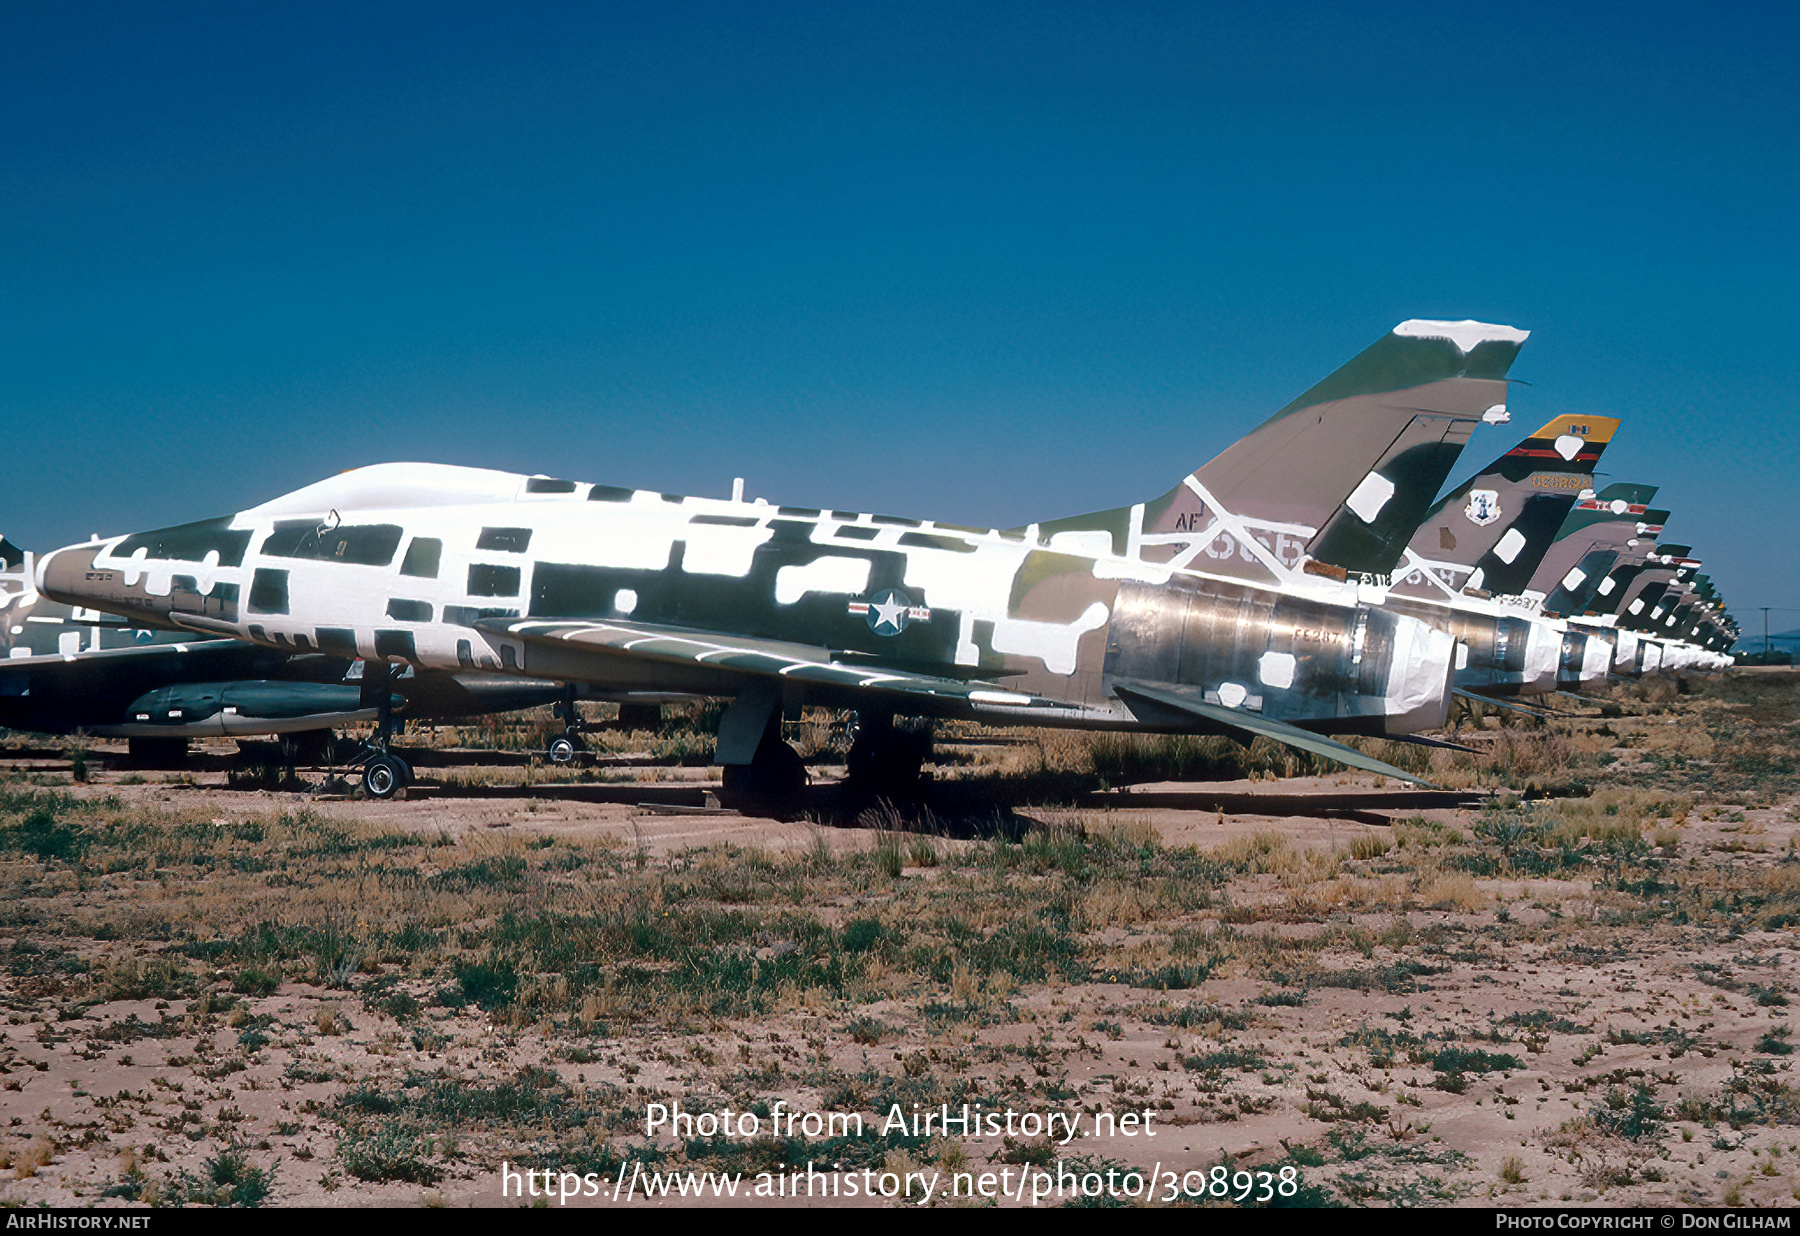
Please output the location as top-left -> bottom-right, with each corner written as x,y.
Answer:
848,589 -> 928,636
871,594 -> 908,631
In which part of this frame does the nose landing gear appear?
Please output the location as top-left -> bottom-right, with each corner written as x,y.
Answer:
357,660 -> 412,799
548,687 -> 589,764
361,751 -> 410,799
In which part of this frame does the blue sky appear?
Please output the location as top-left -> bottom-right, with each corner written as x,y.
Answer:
4,1 -> 1796,624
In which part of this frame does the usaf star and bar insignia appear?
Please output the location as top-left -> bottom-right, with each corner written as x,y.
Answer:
846,589 -> 931,635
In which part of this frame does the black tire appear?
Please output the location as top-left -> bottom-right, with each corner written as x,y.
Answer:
548,735 -> 578,764
720,740 -> 807,809
362,755 -> 404,799
847,728 -> 929,796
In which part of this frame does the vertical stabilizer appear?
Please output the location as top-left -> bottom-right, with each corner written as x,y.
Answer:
1389,413 -> 1617,601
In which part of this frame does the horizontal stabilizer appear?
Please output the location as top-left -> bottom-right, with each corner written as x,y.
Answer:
1389,733 -> 1482,754
1112,679 -> 1434,786
1453,687 -> 1552,718
1553,690 -> 1610,707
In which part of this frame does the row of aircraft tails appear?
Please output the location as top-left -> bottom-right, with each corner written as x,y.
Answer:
1,319 -> 1740,803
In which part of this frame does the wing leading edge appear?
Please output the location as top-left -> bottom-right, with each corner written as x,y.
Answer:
476,616 -> 1115,721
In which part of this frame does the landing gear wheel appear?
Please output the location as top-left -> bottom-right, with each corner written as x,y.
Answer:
720,734 -> 807,816
846,722 -> 930,799
363,754 -> 407,799
721,743 -> 806,800
548,735 -> 579,764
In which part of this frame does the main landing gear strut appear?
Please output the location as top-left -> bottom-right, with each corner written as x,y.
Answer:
715,684 -> 806,814
720,714 -> 807,805
359,660 -> 412,799
712,688 -> 935,817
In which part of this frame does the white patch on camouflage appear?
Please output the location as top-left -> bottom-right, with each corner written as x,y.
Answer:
683,521 -> 773,576
1561,567 -> 1587,591
1216,682 -> 1248,708
954,613 -> 980,666
903,535 -> 1032,623
535,512 -> 677,572
1392,320 -> 1529,353
1492,528 -> 1527,564
614,589 -> 638,615
1482,404 -> 1510,424
988,602 -> 1109,676
1345,471 -> 1395,524
1046,530 -> 1114,557
774,557 -> 871,605
1257,650 -> 1296,689
1553,434 -> 1585,461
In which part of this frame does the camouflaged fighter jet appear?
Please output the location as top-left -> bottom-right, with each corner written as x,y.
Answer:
1523,483 -> 1662,687
37,320 -> 1530,801
2,534 -> 569,762
1609,543 -> 1711,672
1352,413 -> 1621,700
1565,506 -> 1670,676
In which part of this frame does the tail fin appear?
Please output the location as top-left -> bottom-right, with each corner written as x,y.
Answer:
1585,554 -> 1655,616
1388,412 -> 1619,601
1032,319 -> 1528,586
1117,320 -> 1528,585
1528,481 -> 1660,607
1195,319 -> 1526,529
1540,547 -> 1621,617
1546,483 -> 1660,548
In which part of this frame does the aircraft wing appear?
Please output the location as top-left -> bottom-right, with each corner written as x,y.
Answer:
1111,679 -> 1435,786
0,637 -> 235,670
475,616 -> 1109,721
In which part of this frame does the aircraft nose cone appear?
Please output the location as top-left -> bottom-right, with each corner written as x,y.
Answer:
35,542 -> 102,607
37,538 -> 169,626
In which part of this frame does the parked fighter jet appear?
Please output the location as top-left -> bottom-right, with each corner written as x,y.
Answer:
1370,413 -> 1619,698
2,536 -> 569,765
38,320 -> 1531,800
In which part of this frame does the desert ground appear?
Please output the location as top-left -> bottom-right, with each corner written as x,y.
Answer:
0,671 -> 1794,1208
